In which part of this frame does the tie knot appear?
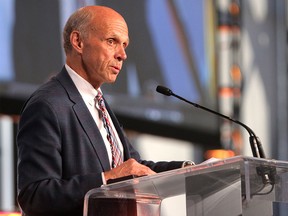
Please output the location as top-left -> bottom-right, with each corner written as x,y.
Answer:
95,90 -> 105,110
96,90 -> 102,100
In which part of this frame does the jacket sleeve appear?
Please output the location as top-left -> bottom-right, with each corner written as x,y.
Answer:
106,100 -> 185,173
121,131 -> 184,173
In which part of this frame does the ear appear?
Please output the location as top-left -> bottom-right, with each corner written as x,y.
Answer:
70,31 -> 83,53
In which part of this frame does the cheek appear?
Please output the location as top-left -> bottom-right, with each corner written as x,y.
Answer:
85,52 -> 102,69
83,46 -> 112,73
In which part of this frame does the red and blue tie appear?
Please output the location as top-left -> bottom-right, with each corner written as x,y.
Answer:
96,91 -> 123,168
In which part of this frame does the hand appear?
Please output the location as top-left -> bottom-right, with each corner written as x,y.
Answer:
104,158 -> 156,181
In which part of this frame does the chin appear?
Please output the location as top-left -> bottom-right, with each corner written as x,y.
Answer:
106,79 -> 117,84
108,76 -> 118,83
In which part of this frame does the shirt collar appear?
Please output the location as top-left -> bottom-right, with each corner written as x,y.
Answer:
65,64 -> 99,106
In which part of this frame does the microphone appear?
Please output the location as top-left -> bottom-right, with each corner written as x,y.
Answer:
156,85 -> 275,185
156,85 -> 265,158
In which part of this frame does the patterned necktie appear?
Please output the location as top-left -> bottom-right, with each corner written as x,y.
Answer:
95,91 -> 123,168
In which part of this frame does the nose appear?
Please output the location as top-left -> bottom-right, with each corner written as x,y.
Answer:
115,46 -> 127,61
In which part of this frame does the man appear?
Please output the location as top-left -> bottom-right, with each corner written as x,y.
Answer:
17,6 -> 190,216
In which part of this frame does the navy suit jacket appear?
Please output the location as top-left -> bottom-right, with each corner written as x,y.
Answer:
17,67 -> 183,216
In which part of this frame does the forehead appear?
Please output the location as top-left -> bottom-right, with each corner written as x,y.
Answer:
91,16 -> 129,43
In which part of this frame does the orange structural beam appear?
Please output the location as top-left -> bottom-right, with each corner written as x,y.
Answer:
0,212 -> 21,216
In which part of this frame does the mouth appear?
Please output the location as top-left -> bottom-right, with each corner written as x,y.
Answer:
111,65 -> 121,73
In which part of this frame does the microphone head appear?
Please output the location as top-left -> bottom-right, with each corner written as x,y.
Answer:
156,85 -> 173,96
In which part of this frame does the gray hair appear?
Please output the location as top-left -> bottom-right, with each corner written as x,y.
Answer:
63,8 -> 94,54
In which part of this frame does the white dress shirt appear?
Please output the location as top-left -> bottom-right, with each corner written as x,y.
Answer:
65,64 -> 124,169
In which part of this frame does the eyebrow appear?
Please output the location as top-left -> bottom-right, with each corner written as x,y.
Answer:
109,33 -> 129,46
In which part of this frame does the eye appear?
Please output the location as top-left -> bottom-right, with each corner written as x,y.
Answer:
106,38 -> 116,46
123,42 -> 128,49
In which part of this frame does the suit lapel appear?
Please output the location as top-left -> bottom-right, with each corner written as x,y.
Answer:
56,67 -> 111,171
105,100 -> 131,160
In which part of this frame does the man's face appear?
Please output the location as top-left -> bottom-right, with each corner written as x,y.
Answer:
81,17 -> 129,88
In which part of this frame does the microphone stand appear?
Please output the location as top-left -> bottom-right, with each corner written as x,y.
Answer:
156,85 -> 275,185
172,91 -> 265,158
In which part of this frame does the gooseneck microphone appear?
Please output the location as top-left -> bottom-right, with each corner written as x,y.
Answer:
157,85 -> 278,187
156,85 -> 266,159
156,85 -> 276,186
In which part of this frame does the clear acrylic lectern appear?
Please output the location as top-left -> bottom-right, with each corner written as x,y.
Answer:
83,156 -> 288,216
